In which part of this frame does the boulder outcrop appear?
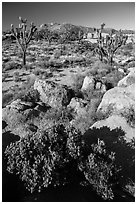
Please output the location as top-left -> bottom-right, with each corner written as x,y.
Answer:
34,79 -> 73,108
97,84 -> 135,117
67,97 -> 87,117
81,75 -> 95,92
90,115 -> 134,142
117,68 -> 135,87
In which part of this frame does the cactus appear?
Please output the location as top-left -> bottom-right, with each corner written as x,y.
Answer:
94,24 -> 128,65
11,17 -> 37,65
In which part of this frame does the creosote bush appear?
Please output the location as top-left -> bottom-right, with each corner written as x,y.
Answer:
13,77 -> 36,101
71,74 -> 85,93
3,61 -> 21,71
2,92 -> 14,108
13,71 -> 20,82
5,118 -> 120,200
78,139 -> 117,200
5,122 -> 83,193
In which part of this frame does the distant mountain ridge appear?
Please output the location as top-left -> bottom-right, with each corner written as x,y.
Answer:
3,22 -> 135,36
39,22 -> 135,34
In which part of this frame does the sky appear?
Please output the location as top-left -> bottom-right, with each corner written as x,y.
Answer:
2,2 -> 135,31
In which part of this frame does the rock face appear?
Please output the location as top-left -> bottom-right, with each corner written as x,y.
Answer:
67,97 -> 87,117
117,69 -> 135,87
95,82 -> 102,90
2,99 -> 36,137
5,99 -> 34,111
34,79 -> 73,108
81,75 -> 95,92
97,70 -> 135,118
90,115 -> 134,142
81,75 -> 107,93
97,84 -> 135,117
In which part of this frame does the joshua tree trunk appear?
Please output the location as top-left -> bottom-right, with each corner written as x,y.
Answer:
109,53 -> 113,66
23,51 -> 26,66
110,56 -> 113,66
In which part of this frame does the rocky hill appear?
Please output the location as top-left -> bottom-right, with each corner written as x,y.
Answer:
2,22 -> 135,41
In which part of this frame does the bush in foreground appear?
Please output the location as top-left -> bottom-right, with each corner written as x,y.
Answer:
5,120 -> 120,200
5,123 -> 83,193
78,139 -> 117,200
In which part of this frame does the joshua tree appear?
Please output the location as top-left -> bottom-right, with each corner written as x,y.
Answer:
94,23 -> 128,65
11,17 -> 37,66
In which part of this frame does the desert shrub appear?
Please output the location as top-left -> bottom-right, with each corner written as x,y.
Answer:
13,71 -> 20,82
2,56 -> 11,63
3,106 -> 29,132
72,113 -> 95,135
121,106 -> 135,128
94,110 -> 112,122
2,92 -> 14,108
44,107 -> 74,124
123,50 -> 132,57
13,77 -> 36,101
54,50 -> 62,59
128,61 -> 135,68
88,61 -> 113,78
72,97 -> 102,134
4,61 -> 21,71
103,70 -> 125,87
23,64 -> 33,70
70,56 -> 85,64
5,122 -> 83,193
78,139 -> 117,200
33,68 -> 44,76
124,179 -> 135,196
74,41 -> 96,53
123,42 -> 134,52
40,59 -> 62,70
40,71 -> 50,79
83,126 -> 135,194
83,88 -> 104,101
20,87 -> 40,103
2,72 -> 9,82
71,74 -> 85,92
27,56 -> 36,63
4,121 -> 128,200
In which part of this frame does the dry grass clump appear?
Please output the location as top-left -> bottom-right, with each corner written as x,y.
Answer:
3,61 -> 22,71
